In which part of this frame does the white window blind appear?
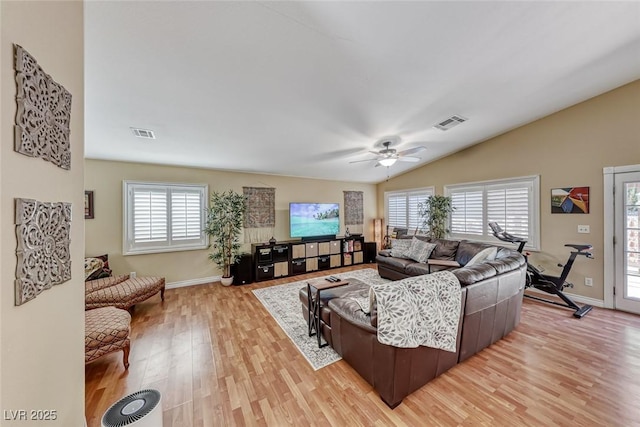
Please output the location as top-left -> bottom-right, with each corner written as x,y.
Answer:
124,181 -> 208,255
446,176 -> 540,249
385,187 -> 435,231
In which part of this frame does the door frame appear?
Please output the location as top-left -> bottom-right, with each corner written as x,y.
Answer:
603,164 -> 640,310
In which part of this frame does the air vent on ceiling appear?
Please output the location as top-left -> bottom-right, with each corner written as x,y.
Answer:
131,127 -> 156,139
433,115 -> 467,131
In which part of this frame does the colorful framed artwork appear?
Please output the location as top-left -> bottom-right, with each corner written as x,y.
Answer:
551,187 -> 589,214
84,191 -> 94,219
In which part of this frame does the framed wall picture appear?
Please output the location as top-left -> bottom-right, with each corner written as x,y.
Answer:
84,191 -> 94,219
551,187 -> 589,214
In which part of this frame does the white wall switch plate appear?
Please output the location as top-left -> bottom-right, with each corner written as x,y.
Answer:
578,225 -> 590,233
585,277 -> 593,286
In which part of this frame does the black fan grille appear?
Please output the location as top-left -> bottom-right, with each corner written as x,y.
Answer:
101,389 -> 161,427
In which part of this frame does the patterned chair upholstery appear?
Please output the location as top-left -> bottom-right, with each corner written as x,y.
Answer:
85,307 -> 131,369
85,276 -> 165,311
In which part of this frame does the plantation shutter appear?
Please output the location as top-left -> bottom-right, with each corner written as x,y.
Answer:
124,181 -> 208,255
171,189 -> 202,241
408,192 -> 430,230
486,184 -> 530,240
450,189 -> 483,235
133,188 -> 167,243
385,187 -> 435,230
387,193 -> 407,227
446,176 -> 539,249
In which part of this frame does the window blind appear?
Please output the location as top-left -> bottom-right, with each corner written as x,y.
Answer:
124,181 -> 208,255
385,187 -> 435,231
446,176 -> 539,249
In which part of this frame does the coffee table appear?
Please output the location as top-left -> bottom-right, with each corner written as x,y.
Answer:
306,278 -> 349,347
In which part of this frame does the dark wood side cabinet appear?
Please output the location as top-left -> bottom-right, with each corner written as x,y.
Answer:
252,236 -> 365,282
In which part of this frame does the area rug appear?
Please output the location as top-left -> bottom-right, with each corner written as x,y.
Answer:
252,268 -> 389,370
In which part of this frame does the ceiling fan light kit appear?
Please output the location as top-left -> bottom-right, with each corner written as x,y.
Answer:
349,138 -> 427,169
378,158 -> 397,167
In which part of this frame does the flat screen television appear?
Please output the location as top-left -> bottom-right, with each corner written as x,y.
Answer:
290,202 -> 340,239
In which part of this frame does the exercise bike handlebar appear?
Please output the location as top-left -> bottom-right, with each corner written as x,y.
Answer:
564,243 -> 594,258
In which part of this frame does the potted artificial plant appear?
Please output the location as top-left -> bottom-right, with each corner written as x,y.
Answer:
417,195 -> 455,239
204,190 -> 246,286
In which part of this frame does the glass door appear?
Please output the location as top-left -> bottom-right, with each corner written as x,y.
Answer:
614,171 -> 640,314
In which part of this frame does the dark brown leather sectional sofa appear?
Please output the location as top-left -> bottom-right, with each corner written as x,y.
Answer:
301,237 -> 526,408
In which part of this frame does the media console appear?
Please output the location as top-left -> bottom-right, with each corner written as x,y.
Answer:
252,236 -> 365,282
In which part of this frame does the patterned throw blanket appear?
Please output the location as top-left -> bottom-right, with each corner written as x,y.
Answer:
370,271 -> 462,352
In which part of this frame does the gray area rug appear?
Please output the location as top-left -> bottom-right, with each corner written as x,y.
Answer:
252,268 -> 389,370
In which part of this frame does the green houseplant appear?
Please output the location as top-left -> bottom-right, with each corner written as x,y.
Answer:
417,195 -> 455,239
204,190 -> 246,286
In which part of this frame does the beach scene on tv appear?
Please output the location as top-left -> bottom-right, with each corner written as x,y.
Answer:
290,203 -> 340,238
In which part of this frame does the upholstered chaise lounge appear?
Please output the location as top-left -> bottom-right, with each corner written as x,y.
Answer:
85,274 -> 165,311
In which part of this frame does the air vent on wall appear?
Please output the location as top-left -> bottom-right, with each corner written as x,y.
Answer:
130,127 -> 156,139
433,115 -> 467,131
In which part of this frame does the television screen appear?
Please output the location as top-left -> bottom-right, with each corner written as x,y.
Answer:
290,203 -> 340,239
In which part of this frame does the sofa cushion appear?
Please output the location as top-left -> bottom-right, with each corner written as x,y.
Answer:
452,263 -> 497,286
465,247 -> 497,266
485,253 -> 525,274
405,262 -> 431,276
430,239 -> 459,260
455,241 -> 495,265
379,256 -> 415,272
407,237 -> 437,263
390,238 -> 412,259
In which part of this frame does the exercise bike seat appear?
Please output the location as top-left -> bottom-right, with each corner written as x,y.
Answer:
564,243 -> 592,252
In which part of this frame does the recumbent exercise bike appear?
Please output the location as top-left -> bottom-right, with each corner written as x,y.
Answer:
489,222 -> 593,318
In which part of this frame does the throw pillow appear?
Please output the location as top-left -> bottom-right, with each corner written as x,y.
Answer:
85,254 -> 113,281
84,257 -> 104,281
465,247 -> 498,266
407,237 -> 437,263
390,238 -> 412,259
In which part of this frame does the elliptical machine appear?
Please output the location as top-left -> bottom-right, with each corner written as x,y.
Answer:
489,222 -> 593,318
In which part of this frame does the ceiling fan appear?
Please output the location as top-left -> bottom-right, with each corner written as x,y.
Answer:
349,138 -> 426,167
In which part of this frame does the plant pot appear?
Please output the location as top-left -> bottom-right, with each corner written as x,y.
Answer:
220,276 -> 234,286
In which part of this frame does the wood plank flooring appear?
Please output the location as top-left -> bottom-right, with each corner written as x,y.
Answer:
85,265 -> 640,426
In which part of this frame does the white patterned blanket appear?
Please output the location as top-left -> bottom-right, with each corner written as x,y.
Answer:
371,271 -> 462,352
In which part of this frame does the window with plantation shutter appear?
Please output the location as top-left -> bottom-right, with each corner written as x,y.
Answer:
446,176 -> 540,250
124,181 -> 208,255
384,187 -> 435,232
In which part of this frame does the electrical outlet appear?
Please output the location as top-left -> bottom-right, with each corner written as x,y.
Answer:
585,277 -> 593,286
578,225 -> 590,233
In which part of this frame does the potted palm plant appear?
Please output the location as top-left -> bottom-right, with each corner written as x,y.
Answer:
417,195 -> 455,239
204,190 -> 246,286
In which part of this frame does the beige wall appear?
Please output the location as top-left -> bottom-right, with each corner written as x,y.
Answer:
85,160 -> 377,284
1,2 -> 85,426
378,80 -> 640,301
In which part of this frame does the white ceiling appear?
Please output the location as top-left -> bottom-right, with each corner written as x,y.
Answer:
84,1 -> 640,184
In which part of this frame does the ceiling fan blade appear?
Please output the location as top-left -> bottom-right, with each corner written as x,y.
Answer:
396,156 -> 421,162
349,158 -> 380,164
397,146 -> 427,156
369,150 -> 381,155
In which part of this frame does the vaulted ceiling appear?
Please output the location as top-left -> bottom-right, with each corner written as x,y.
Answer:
84,1 -> 640,183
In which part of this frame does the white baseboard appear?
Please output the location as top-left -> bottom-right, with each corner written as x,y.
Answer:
526,287 -> 605,308
166,276 -> 220,290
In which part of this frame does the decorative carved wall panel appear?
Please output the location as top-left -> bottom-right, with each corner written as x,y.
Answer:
15,198 -> 72,306
14,44 -> 72,170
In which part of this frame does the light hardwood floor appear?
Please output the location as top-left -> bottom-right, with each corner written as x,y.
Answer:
85,265 -> 640,426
